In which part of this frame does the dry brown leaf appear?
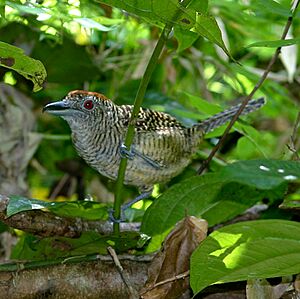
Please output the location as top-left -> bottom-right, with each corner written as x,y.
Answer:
141,216 -> 208,299
247,278 -> 294,299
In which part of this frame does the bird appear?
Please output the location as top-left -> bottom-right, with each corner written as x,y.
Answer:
43,90 -> 265,220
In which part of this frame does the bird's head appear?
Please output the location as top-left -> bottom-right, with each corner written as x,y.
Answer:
43,90 -> 112,126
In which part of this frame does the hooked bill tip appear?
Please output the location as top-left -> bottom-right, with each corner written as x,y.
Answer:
42,101 -> 70,113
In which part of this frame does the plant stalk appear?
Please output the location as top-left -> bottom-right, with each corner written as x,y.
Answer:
113,0 -> 193,234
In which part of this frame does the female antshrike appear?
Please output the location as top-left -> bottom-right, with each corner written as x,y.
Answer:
43,90 -> 265,221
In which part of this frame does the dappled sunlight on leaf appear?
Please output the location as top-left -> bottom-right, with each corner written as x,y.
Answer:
190,220 -> 300,294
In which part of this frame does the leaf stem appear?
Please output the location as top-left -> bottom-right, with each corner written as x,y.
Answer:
113,25 -> 170,234
113,0 -> 194,234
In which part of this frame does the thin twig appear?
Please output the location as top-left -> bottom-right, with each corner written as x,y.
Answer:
198,1 -> 300,174
49,173 -> 69,199
107,246 -> 139,299
140,270 -> 190,295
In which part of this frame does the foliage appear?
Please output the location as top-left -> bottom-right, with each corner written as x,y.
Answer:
1,0 -> 300,296
190,219 -> 300,293
0,41 -> 46,91
141,160 -> 298,248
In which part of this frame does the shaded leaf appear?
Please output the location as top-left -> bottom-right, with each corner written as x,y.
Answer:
174,27 -> 199,52
247,38 -> 300,48
11,230 -> 143,260
190,220 -> 300,294
220,160 -> 300,189
7,196 -> 107,220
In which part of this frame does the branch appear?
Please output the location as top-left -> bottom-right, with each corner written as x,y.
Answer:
0,195 -> 139,237
140,270 -> 190,295
197,1 -> 300,174
108,246 -> 140,299
0,254 -> 151,298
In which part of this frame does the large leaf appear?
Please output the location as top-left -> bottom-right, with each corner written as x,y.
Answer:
0,41 -> 46,92
220,160 -> 300,189
98,0 -> 230,56
190,220 -> 300,294
141,160 -> 300,249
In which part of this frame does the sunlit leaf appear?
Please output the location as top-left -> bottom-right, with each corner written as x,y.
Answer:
190,220 -> 300,294
0,41 -> 46,91
75,18 -> 116,31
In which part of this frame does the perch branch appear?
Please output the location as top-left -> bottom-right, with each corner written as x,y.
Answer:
0,195 -> 139,238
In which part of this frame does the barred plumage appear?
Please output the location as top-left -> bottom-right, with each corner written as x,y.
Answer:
43,91 -> 265,190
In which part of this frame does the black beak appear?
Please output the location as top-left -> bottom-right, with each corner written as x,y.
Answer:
43,100 -> 70,114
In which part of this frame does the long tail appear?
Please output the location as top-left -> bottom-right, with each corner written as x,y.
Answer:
197,97 -> 265,133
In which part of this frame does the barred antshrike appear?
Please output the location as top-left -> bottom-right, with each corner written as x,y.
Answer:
43,91 -> 265,220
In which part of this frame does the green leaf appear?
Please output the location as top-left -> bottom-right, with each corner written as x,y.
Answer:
7,196 -> 107,220
0,41 -> 46,92
247,38 -> 300,48
75,18 -> 116,31
11,231 -> 144,260
253,0 -> 291,17
6,1 -> 48,15
192,13 -> 228,55
220,160 -> 300,189
181,91 -> 222,115
189,0 -> 208,14
280,193 -> 300,210
141,160 -> 300,248
174,26 -> 199,52
190,220 -> 300,294
98,0 -> 230,56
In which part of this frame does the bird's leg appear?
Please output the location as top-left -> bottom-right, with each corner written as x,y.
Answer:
109,190 -> 152,223
120,143 -> 163,169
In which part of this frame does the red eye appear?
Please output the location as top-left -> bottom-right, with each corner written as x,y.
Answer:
83,100 -> 94,110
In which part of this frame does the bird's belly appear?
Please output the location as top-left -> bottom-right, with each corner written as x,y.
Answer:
88,155 -> 190,188
123,155 -> 191,188
72,129 -> 199,189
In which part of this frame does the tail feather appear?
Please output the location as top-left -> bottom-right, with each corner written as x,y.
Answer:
197,97 -> 265,133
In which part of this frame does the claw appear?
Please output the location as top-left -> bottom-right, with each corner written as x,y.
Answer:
108,208 -> 126,223
108,191 -> 152,223
119,143 -> 135,160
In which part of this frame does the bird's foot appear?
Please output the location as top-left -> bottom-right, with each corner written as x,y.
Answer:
119,143 -> 135,160
108,191 -> 152,223
108,208 -> 126,223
